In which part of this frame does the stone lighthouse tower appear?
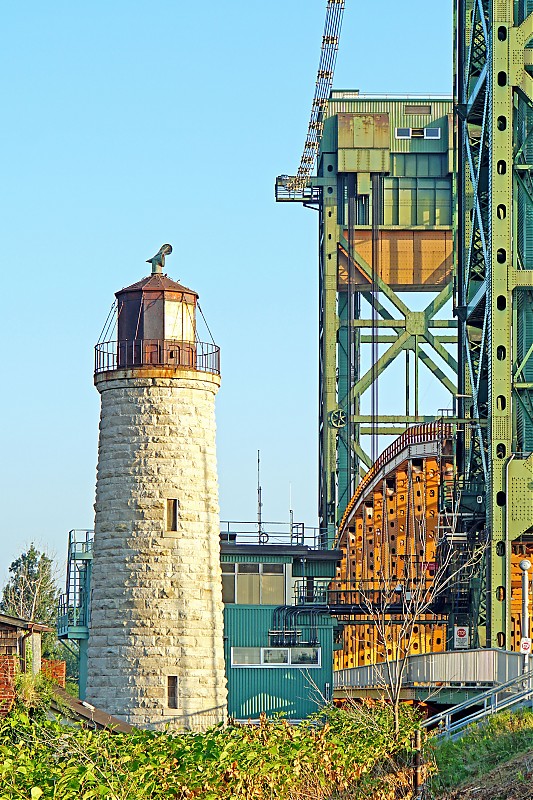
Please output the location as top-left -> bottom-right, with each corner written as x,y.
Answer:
86,246 -> 227,729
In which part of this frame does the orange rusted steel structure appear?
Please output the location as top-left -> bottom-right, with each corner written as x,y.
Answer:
334,421 -> 533,668
334,422 -> 452,670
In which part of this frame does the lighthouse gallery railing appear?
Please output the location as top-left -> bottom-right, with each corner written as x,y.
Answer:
95,339 -> 220,375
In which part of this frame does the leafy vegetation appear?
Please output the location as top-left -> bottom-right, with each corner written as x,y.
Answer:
0,543 -> 78,676
0,702 -> 421,799
428,707 -> 533,796
0,544 -> 59,626
13,671 -> 54,715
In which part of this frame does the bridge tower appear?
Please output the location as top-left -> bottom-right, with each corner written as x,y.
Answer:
277,94 -> 457,546
456,0 -> 533,648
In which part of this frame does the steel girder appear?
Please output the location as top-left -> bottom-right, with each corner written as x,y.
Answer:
456,0 -> 533,648
318,202 -> 457,545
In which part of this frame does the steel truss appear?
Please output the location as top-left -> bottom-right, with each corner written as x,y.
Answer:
318,175 -> 457,546
456,0 -> 533,647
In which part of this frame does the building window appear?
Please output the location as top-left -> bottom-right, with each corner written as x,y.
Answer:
290,647 -> 320,665
260,564 -> 284,604
231,647 -> 321,668
167,675 -> 179,708
411,128 -> 424,138
166,499 -> 178,532
221,563 -> 285,605
263,648 -> 289,665
395,127 -> 411,139
424,127 -> 441,139
232,647 -> 261,665
237,563 -> 260,604
221,563 -> 236,603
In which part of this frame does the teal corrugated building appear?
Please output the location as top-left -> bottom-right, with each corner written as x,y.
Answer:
223,605 -> 336,719
220,534 -> 341,720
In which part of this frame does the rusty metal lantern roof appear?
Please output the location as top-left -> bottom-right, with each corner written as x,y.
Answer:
116,273 -> 198,299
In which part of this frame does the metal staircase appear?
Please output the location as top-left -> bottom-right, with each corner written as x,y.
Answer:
423,669 -> 533,740
56,530 -> 94,700
57,530 -> 93,639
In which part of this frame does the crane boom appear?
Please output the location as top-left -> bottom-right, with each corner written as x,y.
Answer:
277,0 -> 345,195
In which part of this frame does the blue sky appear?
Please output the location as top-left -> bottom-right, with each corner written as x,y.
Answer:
0,1 -> 453,584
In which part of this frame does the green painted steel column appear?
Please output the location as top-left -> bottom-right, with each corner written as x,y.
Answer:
489,1 -> 514,647
337,291 -> 350,517
319,166 -> 340,544
79,638 -> 88,700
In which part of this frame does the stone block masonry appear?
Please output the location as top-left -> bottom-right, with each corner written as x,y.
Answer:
85,370 -> 227,729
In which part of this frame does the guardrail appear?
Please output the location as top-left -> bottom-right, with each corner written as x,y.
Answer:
293,578 -> 438,607
220,521 -> 325,549
57,591 -> 89,634
423,669 -> 533,739
334,649 -> 523,691
95,339 -> 220,375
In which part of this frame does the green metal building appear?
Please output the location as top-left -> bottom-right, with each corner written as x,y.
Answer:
220,528 -> 340,719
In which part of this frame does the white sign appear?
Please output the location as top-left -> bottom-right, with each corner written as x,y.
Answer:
454,626 -> 469,649
520,637 -> 532,654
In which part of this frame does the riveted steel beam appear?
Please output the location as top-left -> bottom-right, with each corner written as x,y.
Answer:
457,0 -> 533,649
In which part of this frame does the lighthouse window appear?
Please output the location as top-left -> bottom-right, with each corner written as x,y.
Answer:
167,676 -> 179,709
166,499 -> 179,532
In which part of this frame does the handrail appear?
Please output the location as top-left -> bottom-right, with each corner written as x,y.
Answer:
95,339 -> 220,376
293,578 -> 439,607
334,649 -> 523,691
423,669 -> 533,727
433,687 -> 533,740
423,668 -> 533,737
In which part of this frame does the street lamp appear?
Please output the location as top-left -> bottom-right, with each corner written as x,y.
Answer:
519,559 -> 532,674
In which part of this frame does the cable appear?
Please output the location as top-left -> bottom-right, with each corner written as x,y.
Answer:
197,302 -> 216,345
97,300 -> 117,344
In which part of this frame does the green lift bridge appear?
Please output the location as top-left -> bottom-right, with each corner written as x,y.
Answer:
277,0 -> 533,652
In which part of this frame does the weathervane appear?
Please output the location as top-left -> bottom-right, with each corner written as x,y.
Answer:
146,244 -> 172,274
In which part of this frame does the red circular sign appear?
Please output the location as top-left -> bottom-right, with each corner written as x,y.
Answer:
457,628 -> 467,638
522,640 -> 531,652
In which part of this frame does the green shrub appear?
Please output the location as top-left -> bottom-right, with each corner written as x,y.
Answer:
0,701 -> 421,800
14,671 -> 54,716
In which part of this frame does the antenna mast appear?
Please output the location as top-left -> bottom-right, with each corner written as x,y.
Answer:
257,450 -> 263,541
